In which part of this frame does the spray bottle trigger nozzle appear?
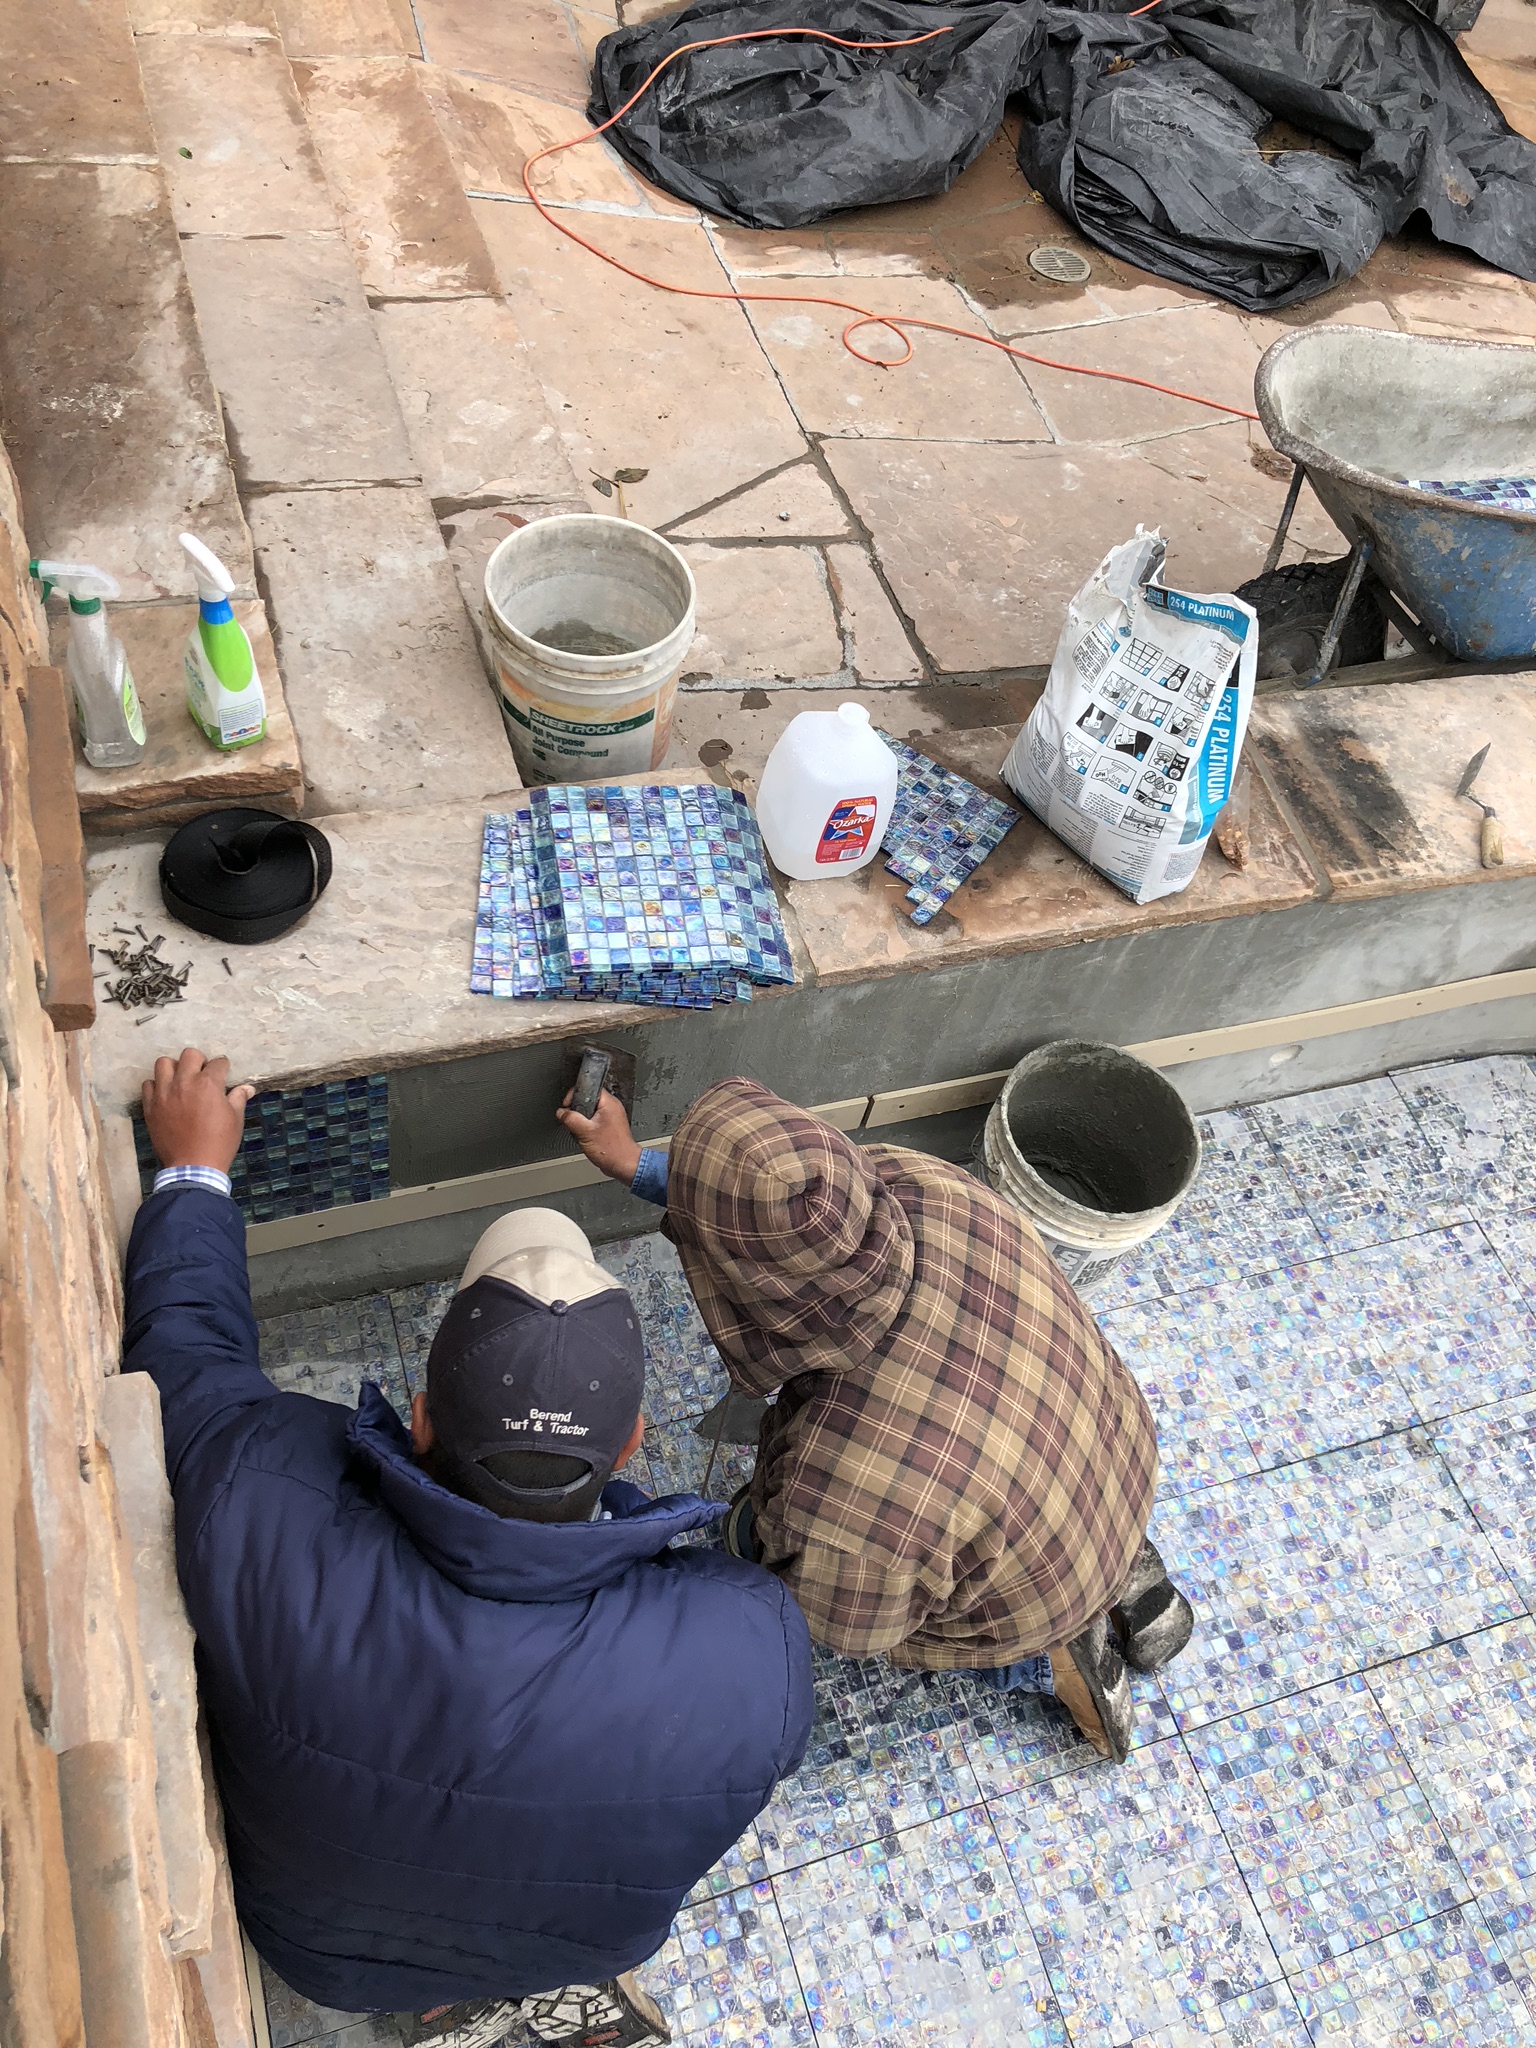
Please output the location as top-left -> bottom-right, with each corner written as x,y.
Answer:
30,558 -> 121,604
179,532 -> 236,602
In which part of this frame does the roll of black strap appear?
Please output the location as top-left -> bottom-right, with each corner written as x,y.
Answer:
159,808 -> 333,945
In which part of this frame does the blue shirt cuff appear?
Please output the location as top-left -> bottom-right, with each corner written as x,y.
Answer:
152,1164 -> 234,1200
630,1148 -> 668,1207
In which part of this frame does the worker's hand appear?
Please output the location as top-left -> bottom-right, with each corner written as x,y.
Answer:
557,1085 -> 642,1186
142,1048 -> 255,1174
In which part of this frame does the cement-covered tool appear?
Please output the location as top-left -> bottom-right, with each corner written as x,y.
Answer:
1455,744 -> 1504,868
560,1043 -> 637,1119
569,1047 -> 612,1121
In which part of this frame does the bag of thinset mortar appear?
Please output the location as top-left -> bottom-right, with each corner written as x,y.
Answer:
1002,531 -> 1257,905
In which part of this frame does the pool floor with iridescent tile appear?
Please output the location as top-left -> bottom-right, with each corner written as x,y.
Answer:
254,1053 -> 1536,2047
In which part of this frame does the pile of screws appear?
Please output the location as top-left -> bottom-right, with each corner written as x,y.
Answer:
95,928 -> 193,1015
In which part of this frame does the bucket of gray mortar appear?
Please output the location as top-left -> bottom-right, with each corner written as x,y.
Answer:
981,1040 -> 1201,1297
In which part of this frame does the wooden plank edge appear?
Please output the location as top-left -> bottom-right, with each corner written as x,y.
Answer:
25,666 -> 95,1031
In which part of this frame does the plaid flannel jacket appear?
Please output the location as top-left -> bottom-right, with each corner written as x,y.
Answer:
665,1080 -> 1158,1667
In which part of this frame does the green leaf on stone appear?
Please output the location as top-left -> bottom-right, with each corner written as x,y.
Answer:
591,476 -> 615,497
613,468 -> 650,485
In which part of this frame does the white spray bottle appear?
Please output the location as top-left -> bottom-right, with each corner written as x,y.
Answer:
30,559 -> 146,768
180,532 -> 266,750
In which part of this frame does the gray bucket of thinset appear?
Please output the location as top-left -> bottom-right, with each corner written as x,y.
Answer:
484,514 -> 696,785
981,1040 -> 1201,1296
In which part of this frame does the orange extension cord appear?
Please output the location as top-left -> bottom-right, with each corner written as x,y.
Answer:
520,21 -> 1260,422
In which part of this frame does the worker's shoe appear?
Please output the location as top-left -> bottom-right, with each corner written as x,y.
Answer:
518,1974 -> 671,2046
1110,1537 -> 1195,1674
396,2000 -> 525,2048
721,1484 -> 762,1564
1049,1615 -> 1135,1764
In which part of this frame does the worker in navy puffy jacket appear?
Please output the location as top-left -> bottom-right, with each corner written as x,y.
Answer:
123,1048 -> 814,2048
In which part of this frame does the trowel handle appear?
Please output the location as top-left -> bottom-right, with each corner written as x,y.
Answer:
1482,810 -> 1504,869
570,1047 -> 612,1120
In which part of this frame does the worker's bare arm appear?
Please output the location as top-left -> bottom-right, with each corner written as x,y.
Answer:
556,1085 -> 642,1186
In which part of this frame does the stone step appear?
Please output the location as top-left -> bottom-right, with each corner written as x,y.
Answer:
0,0 -> 315,833
128,11 -> 561,813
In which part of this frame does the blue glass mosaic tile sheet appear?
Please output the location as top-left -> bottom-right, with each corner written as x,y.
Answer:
1092,1105 -> 1323,1310
1291,1904 -> 1529,2043
1432,1389 -> 1536,1610
257,1294 -> 411,1420
472,787 -> 792,1009
134,1072 -> 390,1224
1392,1053 -> 1536,1218
1250,1074 -> 1468,1251
755,1650 -> 982,1875
643,1882 -> 811,2048
1150,1431 -> 1521,1732
776,1806 -> 1065,2048
876,732 -> 1021,924
1409,475 -> 1536,510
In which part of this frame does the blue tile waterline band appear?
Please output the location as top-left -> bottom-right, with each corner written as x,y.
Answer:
135,1072 -> 390,1224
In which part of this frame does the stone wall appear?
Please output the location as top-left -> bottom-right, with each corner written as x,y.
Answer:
0,439 -> 253,2043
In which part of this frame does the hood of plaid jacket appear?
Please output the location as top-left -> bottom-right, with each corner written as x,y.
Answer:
663,1077 -> 917,1394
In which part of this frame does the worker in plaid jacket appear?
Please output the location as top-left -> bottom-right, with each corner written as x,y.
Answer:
561,1076 -> 1194,1764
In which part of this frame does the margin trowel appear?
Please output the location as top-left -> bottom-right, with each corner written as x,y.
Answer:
1455,745 -> 1504,868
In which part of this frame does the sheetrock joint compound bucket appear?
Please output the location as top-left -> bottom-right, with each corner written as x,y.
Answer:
981,1040 -> 1200,1296
484,515 -> 696,784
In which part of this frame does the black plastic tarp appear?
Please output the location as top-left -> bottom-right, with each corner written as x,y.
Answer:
587,0 -> 1536,312
586,0 -> 1039,227
1015,12 -> 1385,307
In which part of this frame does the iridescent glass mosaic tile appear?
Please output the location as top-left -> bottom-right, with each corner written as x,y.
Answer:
1392,1054 -> 1536,1218
756,1652 -> 982,1874
1150,1432 -> 1521,1731
775,1806 -> 1064,2048
992,1737 -> 1282,2047
1431,1391 -> 1536,1612
258,1295 -> 410,1419
1094,1107 -> 1322,1311
1290,1904 -> 1532,2042
1371,1618 -> 1536,2002
1250,1076 -> 1468,1252
1185,1676 -> 1468,1973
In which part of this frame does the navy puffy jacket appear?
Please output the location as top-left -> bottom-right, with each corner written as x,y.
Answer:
122,1186 -> 814,2013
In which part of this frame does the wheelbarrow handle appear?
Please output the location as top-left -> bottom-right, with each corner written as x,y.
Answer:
1262,463 -> 1307,577
1302,538 -> 1374,690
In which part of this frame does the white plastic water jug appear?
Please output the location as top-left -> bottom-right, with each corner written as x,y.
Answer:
755,703 -> 899,881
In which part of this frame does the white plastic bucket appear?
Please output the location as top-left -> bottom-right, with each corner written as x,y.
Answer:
483,515 -> 696,784
981,1039 -> 1201,1296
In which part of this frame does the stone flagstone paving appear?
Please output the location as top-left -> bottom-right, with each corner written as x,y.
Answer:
254,1053 -> 1536,2045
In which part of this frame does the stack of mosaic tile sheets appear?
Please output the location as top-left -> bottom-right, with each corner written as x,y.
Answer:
876,732 -> 1020,924
472,783 -> 794,1007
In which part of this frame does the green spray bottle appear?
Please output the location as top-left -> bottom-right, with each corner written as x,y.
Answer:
181,532 -> 267,749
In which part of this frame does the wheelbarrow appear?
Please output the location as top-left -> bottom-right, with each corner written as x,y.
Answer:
1252,327 -> 1536,687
